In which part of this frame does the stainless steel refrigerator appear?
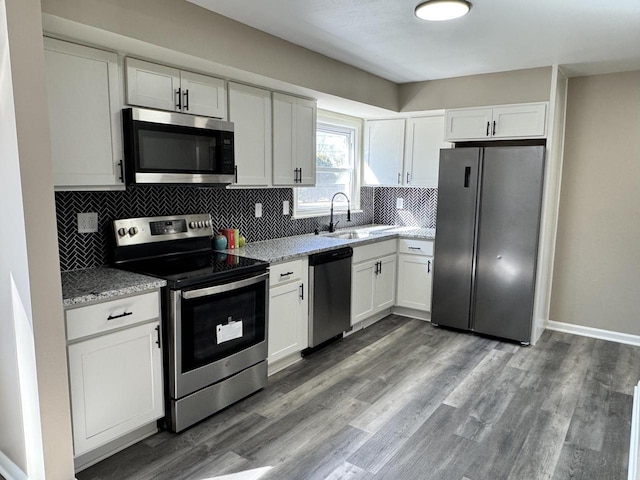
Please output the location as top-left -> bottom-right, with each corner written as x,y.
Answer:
431,146 -> 545,344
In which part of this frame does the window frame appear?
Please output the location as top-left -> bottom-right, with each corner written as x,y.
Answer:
293,110 -> 362,219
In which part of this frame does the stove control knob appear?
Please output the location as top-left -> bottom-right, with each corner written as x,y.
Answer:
205,220 -> 210,228
128,226 -> 138,236
198,221 -> 204,228
189,221 -> 196,229
117,227 -> 127,237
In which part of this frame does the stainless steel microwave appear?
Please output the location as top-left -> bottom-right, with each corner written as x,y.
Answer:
123,107 -> 235,185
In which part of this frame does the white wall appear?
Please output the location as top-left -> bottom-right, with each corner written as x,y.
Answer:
550,71 -> 640,336
0,0 -> 33,474
2,0 -> 75,477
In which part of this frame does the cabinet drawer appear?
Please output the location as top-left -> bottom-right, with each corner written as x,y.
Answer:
353,239 -> 397,264
398,239 -> 434,256
66,291 -> 160,342
269,258 -> 304,286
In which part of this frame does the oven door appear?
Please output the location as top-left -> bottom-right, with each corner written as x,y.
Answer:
169,272 -> 268,399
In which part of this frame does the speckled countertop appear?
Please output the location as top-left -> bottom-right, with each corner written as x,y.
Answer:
223,225 -> 435,263
61,267 -> 166,307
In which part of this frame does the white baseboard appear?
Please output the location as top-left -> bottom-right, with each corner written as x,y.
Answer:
267,353 -> 302,376
0,450 -> 28,480
547,320 -> 640,347
392,306 -> 430,322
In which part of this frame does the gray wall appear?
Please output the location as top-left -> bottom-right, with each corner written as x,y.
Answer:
550,71 -> 640,336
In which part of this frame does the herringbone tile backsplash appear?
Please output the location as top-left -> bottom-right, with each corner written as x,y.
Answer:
55,185 -> 436,271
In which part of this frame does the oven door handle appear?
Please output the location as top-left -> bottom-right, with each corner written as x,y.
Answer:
182,272 -> 269,300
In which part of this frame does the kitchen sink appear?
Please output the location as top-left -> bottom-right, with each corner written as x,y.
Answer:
330,231 -> 371,239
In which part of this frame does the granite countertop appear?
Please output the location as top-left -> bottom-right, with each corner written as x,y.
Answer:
225,225 -> 435,263
61,267 -> 166,307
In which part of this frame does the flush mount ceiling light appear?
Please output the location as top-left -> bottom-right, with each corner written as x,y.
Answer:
415,0 -> 471,21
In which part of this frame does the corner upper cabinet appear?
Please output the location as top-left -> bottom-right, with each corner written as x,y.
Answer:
444,103 -> 547,141
125,58 -> 226,119
404,115 -> 450,187
272,93 -> 317,186
363,118 -> 405,186
44,38 -> 123,190
228,83 -> 272,186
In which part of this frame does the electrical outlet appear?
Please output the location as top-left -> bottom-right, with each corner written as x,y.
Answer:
282,200 -> 290,215
255,203 -> 263,218
77,212 -> 98,233
396,198 -> 404,210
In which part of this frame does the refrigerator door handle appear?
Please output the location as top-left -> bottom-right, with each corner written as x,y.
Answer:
464,167 -> 471,187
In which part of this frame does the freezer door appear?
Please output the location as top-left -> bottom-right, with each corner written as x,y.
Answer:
431,148 -> 480,330
472,146 -> 545,342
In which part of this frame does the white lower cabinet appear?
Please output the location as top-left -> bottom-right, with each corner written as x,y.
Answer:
396,239 -> 434,312
268,258 -> 308,365
66,291 -> 163,457
351,240 -> 397,325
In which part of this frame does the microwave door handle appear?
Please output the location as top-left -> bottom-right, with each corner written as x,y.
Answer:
182,272 -> 269,300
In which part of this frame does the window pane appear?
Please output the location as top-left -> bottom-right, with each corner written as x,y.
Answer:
317,129 -> 351,169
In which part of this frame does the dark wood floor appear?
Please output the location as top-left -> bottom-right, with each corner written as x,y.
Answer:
78,316 -> 639,480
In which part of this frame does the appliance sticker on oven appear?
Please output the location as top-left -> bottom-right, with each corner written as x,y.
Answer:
216,318 -> 243,344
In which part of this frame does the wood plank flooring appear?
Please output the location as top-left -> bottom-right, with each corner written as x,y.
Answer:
77,316 -> 640,480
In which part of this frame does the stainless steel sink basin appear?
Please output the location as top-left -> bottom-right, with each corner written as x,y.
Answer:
329,231 -> 371,239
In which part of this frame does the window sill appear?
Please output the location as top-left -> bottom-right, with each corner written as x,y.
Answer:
291,209 -> 363,220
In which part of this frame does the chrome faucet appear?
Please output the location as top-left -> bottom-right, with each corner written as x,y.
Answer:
328,192 -> 351,232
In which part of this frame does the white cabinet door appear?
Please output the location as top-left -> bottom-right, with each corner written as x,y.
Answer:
268,281 -> 305,363
405,115 -> 450,187
363,119 -> 405,186
67,321 -> 163,456
374,254 -> 397,311
397,254 -> 433,311
125,58 -> 226,118
180,70 -> 226,118
125,58 -> 180,112
295,97 -> 317,185
351,260 -> 376,325
492,103 -> 547,138
228,83 -> 272,186
44,38 -> 123,189
444,108 -> 493,141
272,93 -> 317,186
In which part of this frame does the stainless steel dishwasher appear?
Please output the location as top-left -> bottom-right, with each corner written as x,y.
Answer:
308,246 -> 353,348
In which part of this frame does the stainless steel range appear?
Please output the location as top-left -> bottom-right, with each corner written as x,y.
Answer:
112,213 -> 269,432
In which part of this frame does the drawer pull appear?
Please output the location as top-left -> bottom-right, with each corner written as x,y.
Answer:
280,271 -> 294,277
107,311 -> 133,321
408,247 -> 422,250
299,283 -> 304,300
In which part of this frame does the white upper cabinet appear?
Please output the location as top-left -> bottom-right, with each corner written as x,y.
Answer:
125,58 -> 226,119
363,118 -> 405,186
364,115 -> 449,187
44,38 -> 123,190
404,115 -> 450,188
444,103 -> 548,141
272,93 -> 317,186
228,82 -> 272,186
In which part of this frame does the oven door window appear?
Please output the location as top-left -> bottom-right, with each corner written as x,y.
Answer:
180,281 -> 266,372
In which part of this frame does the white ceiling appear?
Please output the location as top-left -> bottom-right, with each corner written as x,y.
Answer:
187,0 -> 640,83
